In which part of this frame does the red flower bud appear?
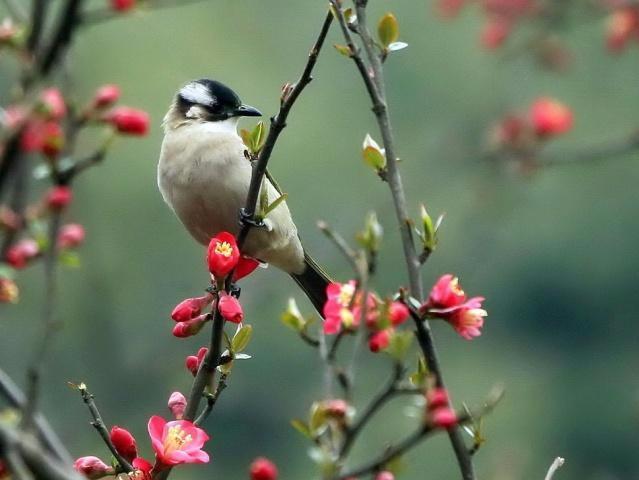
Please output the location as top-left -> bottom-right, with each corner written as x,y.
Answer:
481,18 -> 511,50
20,120 -> 64,157
186,347 -> 209,375
111,0 -> 136,12
529,97 -> 573,138
368,329 -> 391,353
105,107 -> 149,136
110,426 -> 137,463
250,457 -> 278,480
39,88 -> 66,120
375,472 -> 395,480
431,407 -> 458,428
168,391 -> 187,419
132,457 -> 152,480
93,84 -> 121,108
171,294 -> 213,322
324,399 -> 349,419
172,314 -> 209,338
5,239 -> 39,269
46,186 -> 73,210
426,388 -> 450,411
73,456 -> 113,479
218,293 -> 244,323
58,223 -> 85,249
207,232 -> 240,280
389,301 -> 409,326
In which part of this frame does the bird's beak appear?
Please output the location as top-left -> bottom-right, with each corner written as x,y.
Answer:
234,104 -> 262,117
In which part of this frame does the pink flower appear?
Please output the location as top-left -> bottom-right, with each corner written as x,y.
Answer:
46,186 -> 73,210
5,239 -> 39,269
172,314 -> 209,338
250,457 -> 278,480
58,223 -> 85,249
447,297 -> 486,340
207,232 -> 240,280
426,387 -> 450,411
168,392 -> 187,420
431,407 -> 458,428
423,274 -> 467,311
110,426 -> 137,463
105,107 -> 149,136
529,97 -> 573,138
111,0 -> 136,12
323,281 -> 357,334
389,301 -> 409,326
606,7 -> 639,52
218,293 -> 244,323
171,294 -> 214,322
39,88 -> 66,120
375,472 -> 395,480
324,399 -> 349,419
480,18 -> 511,50
185,347 -> 208,376
368,329 -> 392,353
93,84 -> 121,108
148,416 -> 209,466
73,456 -> 113,479
20,120 -> 64,157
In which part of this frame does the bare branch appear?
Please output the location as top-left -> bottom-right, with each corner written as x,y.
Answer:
544,457 -> 565,480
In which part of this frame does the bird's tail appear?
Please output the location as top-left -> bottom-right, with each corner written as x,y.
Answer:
290,252 -> 331,316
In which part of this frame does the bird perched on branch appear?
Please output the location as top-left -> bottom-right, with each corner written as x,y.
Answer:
158,78 -> 329,313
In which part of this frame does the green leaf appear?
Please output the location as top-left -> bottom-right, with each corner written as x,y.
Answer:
363,146 -> 386,170
262,193 -> 288,218
281,298 -> 305,331
58,250 -> 81,268
356,211 -> 383,253
309,402 -> 327,433
386,331 -> 414,361
231,324 -> 253,353
291,419 -> 312,439
251,121 -> 265,152
239,129 -> 252,150
333,44 -> 352,57
378,13 -> 400,48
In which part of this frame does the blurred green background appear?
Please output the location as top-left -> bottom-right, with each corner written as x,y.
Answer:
2,1 -> 639,479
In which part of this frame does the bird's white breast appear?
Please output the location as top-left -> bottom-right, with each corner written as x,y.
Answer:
157,119 -> 305,274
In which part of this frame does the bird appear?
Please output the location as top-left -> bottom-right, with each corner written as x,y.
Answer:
158,78 -> 330,313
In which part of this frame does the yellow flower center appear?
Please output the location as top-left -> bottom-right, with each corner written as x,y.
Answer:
163,425 -> 192,454
338,283 -> 355,307
450,278 -> 464,296
214,241 -> 234,258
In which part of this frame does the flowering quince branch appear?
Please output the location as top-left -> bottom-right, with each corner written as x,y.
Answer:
329,2 -> 481,479
74,383 -> 134,473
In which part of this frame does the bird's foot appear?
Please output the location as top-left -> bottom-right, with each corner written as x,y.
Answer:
239,208 -> 266,230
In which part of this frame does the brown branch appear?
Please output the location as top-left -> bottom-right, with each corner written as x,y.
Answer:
194,373 -> 228,426
77,384 -> 133,473
236,9 -> 333,248
37,0 -> 84,76
330,2 -> 476,479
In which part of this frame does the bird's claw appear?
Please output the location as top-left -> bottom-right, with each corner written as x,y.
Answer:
239,208 -> 266,230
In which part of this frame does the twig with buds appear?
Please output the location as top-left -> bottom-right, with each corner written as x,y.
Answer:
76,383 -> 134,473
330,2 -> 478,479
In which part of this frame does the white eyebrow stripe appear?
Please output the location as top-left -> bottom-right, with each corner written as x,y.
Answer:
180,82 -> 215,106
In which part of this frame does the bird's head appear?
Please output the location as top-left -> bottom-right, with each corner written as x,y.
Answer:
164,79 -> 261,129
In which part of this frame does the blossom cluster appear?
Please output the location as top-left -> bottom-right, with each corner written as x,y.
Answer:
74,393 -> 209,479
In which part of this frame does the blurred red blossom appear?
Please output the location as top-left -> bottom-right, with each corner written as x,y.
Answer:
171,294 -> 214,323
58,223 -> 85,249
0,277 -> 18,303
5,239 -> 39,269
111,0 -> 136,12
105,107 -> 149,136
529,97 -> 573,137
73,456 -> 113,479
249,457 -> 278,480
368,328 -> 392,352
39,88 -> 66,120
92,84 -> 121,108
46,186 -> 73,210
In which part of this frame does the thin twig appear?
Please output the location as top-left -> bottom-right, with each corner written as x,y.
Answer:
77,384 -> 134,473
331,2 -> 476,478
338,363 -> 404,460
37,0 -> 83,76
27,0 -> 47,54
236,9 -> 333,248
544,457 -> 565,480
334,389 -> 503,479
22,209 -> 62,430
194,373 -> 228,426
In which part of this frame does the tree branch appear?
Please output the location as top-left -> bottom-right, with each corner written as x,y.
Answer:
77,384 -> 133,473
330,3 -> 476,479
